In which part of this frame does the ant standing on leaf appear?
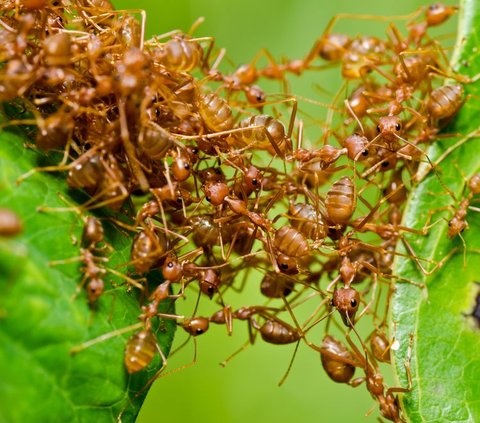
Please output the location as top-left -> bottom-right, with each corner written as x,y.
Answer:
43,199 -> 144,306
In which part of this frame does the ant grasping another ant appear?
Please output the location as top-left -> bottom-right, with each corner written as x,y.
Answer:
172,96 -> 297,160
344,165 -> 459,278
427,170 -> 480,266
319,312 -> 414,423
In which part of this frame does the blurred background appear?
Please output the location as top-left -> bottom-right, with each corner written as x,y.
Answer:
110,1 -> 458,422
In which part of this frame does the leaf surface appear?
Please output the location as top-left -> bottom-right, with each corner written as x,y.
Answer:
392,0 -> 480,421
0,119 -> 175,423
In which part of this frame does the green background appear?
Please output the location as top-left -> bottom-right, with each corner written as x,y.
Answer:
110,1 -> 458,422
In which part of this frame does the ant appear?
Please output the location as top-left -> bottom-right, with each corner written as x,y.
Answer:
49,213 -> 143,306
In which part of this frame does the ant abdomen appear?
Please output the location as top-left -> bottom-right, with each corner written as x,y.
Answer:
260,272 -> 295,298
154,38 -> 203,72
274,226 -> 309,258
198,93 -> 234,133
427,84 -> 464,120
139,124 -> 175,160
258,320 -> 300,345
124,330 -> 157,374
235,115 -> 290,156
325,177 -> 356,225
289,203 -> 327,241
320,335 -> 356,383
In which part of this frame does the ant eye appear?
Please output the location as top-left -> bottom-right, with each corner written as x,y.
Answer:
215,168 -> 222,174
280,263 -> 289,270
208,286 -> 215,293
361,150 -> 368,156
176,197 -> 182,203
184,163 -> 190,170
196,329 -> 204,335
252,178 -> 258,185
395,123 -> 401,131
206,196 -> 211,202
330,299 -> 334,307
376,125 -> 381,132
167,262 -> 174,268
350,299 -> 358,307
381,161 -> 389,167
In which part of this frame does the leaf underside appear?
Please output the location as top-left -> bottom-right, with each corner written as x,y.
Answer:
0,118 -> 176,423
392,0 -> 480,421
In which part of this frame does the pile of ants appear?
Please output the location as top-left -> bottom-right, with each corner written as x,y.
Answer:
1,1 -> 479,422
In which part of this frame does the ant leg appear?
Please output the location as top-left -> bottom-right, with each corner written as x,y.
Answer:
401,237 -> 457,276
303,9 -> 421,66
105,267 -> 144,291
386,334 -> 414,395
417,129 -> 480,182
219,339 -> 251,367
70,322 -> 144,354
117,98 -> 149,192
151,337 -> 199,380
277,340 -> 301,387
135,342 -> 169,397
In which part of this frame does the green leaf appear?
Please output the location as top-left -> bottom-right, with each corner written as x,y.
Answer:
0,118 -> 176,422
392,0 -> 480,421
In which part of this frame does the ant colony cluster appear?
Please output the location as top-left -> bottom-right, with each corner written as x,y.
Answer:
1,1 -> 478,422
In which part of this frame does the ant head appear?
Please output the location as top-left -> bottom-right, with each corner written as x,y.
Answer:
374,147 -> 398,172
183,317 -> 210,336
203,181 -> 229,206
376,116 -> 402,143
276,254 -> 299,275
198,167 -> 225,184
86,277 -> 105,305
245,85 -> 266,105
162,255 -> 183,282
447,217 -> 467,238
332,287 -> 360,327
344,133 -> 370,161
244,165 -> 263,191
200,268 -> 221,298
426,3 -> 457,27
172,153 -> 191,182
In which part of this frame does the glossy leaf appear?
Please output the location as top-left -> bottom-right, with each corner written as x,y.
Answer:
392,0 -> 480,421
0,119 -> 176,422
